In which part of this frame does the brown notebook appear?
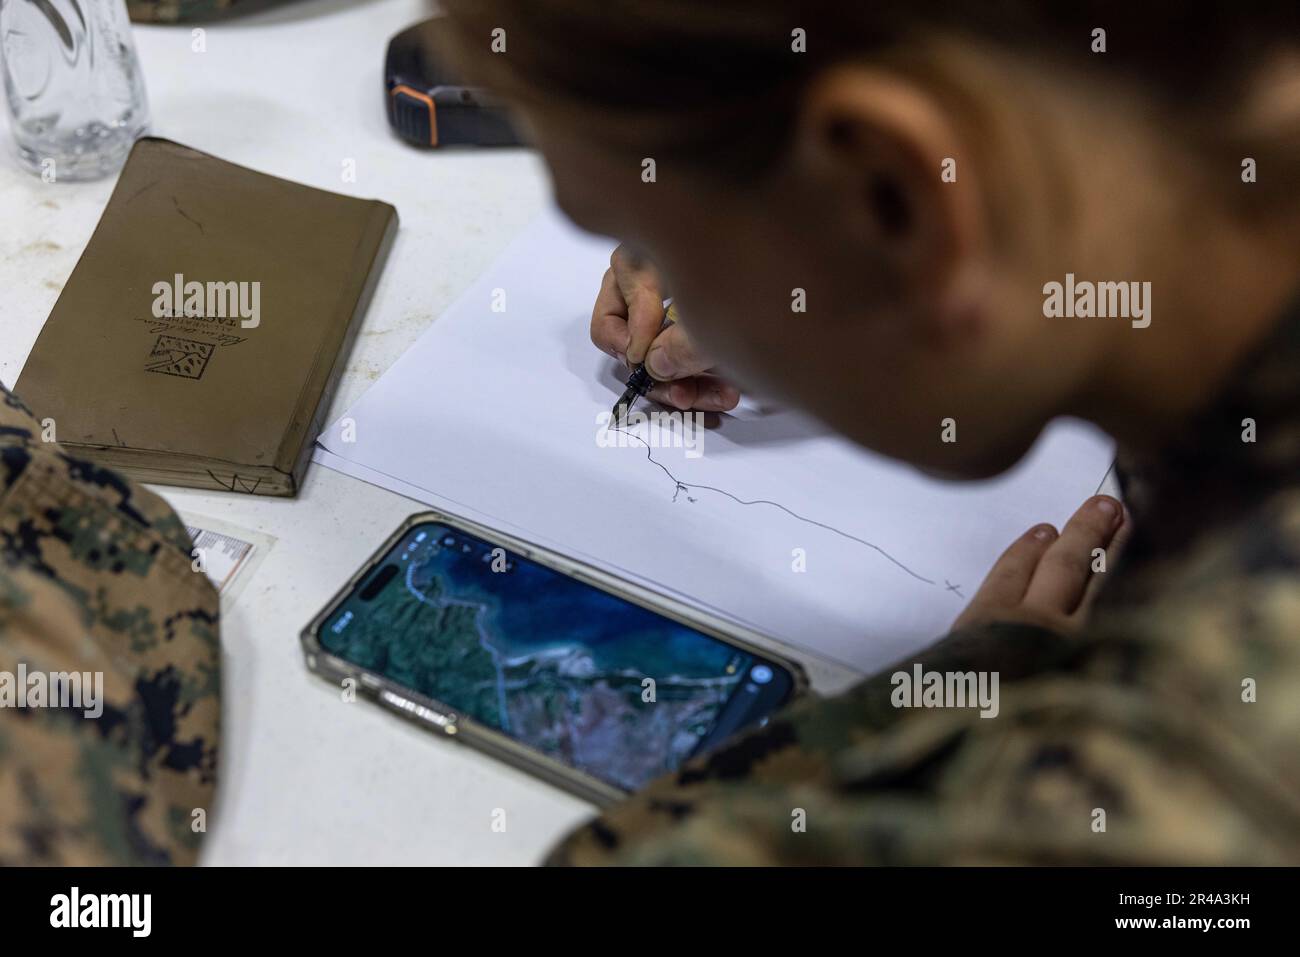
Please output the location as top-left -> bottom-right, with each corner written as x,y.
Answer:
16,137 -> 398,497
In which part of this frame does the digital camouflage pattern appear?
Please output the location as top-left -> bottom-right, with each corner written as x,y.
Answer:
0,383 -> 220,865
127,0 -> 275,23
549,303 -> 1300,866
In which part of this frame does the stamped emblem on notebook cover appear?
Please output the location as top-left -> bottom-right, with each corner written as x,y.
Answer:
146,335 -> 214,379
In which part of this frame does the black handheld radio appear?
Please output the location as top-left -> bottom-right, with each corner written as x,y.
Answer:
384,17 -> 524,149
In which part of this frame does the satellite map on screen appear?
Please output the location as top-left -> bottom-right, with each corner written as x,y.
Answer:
320,524 -> 762,790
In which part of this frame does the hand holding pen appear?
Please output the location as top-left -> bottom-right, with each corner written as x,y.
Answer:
592,243 -> 741,421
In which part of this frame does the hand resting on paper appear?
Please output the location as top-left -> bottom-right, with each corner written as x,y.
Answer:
952,495 -> 1130,634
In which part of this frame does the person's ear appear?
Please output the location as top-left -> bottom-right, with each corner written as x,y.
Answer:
790,65 -> 985,336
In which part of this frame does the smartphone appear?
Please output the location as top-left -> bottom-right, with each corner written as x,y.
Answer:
301,512 -> 804,805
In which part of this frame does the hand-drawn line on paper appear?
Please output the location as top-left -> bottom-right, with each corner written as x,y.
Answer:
611,427 -> 955,592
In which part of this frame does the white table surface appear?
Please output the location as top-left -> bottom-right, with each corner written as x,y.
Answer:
1,0 -> 595,865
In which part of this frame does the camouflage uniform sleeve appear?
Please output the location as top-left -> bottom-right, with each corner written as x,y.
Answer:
0,384 -> 220,865
127,1 -> 286,23
547,616 -> 1300,865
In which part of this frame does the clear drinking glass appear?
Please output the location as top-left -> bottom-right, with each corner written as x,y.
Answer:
0,0 -> 149,181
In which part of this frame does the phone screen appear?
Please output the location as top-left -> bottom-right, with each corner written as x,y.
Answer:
319,521 -> 794,791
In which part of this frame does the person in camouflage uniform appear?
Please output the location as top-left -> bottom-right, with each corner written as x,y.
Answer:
547,309 -> 1300,863
434,1 -> 1300,864
0,383 -> 219,865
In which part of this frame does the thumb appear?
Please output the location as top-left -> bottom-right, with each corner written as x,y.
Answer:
645,324 -> 713,381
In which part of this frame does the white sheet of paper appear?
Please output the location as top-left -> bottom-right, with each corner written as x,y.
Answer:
317,208 -> 1114,675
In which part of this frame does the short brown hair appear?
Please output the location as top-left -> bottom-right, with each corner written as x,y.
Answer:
438,1 -> 1300,184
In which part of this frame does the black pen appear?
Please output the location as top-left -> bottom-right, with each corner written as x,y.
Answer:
611,302 -> 677,424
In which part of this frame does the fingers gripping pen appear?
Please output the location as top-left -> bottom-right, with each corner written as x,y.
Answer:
610,302 -> 678,424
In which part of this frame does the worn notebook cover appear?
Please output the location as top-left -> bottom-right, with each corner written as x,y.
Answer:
16,137 -> 397,496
